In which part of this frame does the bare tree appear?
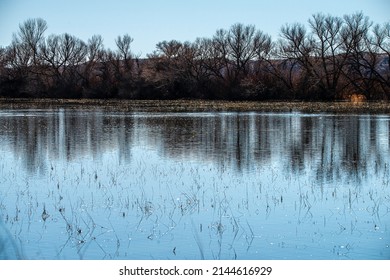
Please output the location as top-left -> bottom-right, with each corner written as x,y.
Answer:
115,34 -> 134,69
184,38 -> 217,96
41,33 -> 86,70
0,47 -> 5,71
81,34 -> 105,92
39,33 -> 86,96
208,23 -> 273,98
0,46 -> 9,95
227,23 -> 270,77
370,22 -> 390,95
4,19 -> 48,96
279,23 -> 313,62
308,13 -> 346,98
12,18 -> 47,67
372,23 -> 390,57
144,40 -> 183,97
102,34 -> 137,97
340,12 -> 375,97
155,40 -> 183,58
2,14 -> 389,100
87,35 -> 104,62
278,22 -> 317,98
341,12 -> 371,53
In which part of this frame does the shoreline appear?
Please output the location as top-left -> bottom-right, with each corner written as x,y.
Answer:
1,98 -> 390,114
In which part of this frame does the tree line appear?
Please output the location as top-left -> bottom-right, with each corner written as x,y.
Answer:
0,12 -> 389,101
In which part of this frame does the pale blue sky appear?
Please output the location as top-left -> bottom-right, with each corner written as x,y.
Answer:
0,0 -> 389,57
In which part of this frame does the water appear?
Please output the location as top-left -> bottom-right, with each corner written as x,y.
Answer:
0,108 -> 389,260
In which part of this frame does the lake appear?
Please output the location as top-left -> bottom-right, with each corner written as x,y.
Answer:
0,106 -> 389,259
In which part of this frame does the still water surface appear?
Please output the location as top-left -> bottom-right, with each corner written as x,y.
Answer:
0,108 -> 389,259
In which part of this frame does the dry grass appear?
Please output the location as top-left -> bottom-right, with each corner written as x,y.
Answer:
1,98 -> 390,114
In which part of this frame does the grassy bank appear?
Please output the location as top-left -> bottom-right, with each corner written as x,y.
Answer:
1,98 -> 390,114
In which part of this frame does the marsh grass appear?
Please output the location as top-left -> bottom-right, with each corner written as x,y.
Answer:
2,98 -> 390,113
1,147 -> 389,259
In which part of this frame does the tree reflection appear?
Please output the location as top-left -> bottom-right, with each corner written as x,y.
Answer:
0,110 -> 389,186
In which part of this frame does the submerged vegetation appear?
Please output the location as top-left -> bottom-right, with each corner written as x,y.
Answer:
0,12 -> 389,101
0,109 -> 389,259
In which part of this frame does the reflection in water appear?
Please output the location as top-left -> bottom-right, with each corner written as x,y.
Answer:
1,110 -> 389,183
0,109 -> 389,259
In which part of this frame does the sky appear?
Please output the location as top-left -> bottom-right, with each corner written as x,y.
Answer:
0,0 -> 389,57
